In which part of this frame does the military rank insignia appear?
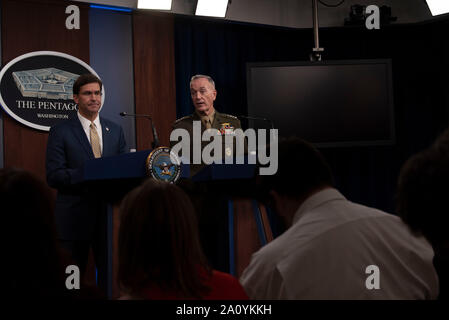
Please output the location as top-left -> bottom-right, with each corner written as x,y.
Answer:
146,147 -> 181,183
219,123 -> 235,135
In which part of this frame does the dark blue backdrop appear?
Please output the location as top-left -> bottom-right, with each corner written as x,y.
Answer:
174,14 -> 449,213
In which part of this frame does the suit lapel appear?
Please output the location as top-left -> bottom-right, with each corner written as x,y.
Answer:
101,118 -> 111,157
71,118 -> 94,159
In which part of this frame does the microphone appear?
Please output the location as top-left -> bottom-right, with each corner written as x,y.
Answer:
239,115 -> 275,129
120,112 -> 160,149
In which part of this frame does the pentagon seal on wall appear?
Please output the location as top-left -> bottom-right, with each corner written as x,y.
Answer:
0,51 -> 104,131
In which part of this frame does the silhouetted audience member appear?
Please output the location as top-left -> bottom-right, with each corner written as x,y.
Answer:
240,137 -> 438,299
1,168 -> 104,299
1,168 -> 69,298
397,129 -> 449,300
117,178 -> 248,299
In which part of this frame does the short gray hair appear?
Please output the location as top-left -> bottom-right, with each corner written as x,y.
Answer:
190,74 -> 215,89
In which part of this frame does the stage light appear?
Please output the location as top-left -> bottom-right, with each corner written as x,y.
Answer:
425,0 -> 449,16
137,0 -> 172,10
195,0 -> 229,18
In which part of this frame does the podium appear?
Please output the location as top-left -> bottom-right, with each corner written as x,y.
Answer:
73,149 -> 188,183
74,152 -> 277,298
73,150 -> 189,298
190,162 -> 278,277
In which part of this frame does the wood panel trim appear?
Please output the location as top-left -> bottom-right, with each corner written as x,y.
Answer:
132,11 -> 177,150
1,0 -> 90,182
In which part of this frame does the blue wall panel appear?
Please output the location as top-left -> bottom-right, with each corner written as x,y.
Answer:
89,8 -> 136,151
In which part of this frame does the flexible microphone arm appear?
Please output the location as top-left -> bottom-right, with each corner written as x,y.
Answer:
120,112 -> 160,149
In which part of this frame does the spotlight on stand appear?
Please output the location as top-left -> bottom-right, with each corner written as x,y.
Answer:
137,0 -> 172,10
379,6 -> 397,25
344,4 -> 366,25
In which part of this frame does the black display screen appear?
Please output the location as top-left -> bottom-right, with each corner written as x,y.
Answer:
246,59 -> 395,147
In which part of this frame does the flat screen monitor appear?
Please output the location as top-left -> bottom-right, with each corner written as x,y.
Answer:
246,59 -> 395,147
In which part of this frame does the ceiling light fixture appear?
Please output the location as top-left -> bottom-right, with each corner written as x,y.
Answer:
425,0 -> 449,16
137,0 -> 172,10
195,0 -> 229,18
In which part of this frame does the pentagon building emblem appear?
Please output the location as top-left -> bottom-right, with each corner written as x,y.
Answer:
12,68 -> 79,100
0,51 -> 103,131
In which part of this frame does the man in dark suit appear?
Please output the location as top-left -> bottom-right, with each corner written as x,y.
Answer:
46,74 -> 126,292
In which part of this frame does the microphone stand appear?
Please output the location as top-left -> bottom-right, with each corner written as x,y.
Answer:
119,112 -> 160,149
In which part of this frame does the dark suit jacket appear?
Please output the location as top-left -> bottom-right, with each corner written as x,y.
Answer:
46,116 -> 126,240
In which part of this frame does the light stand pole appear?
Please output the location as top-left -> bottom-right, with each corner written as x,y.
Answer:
310,0 -> 324,61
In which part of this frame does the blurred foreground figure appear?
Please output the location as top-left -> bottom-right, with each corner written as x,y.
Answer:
397,128 -> 449,300
1,168 -> 68,298
117,179 -> 248,299
1,168 -> 103,299
240,137 -> 438,299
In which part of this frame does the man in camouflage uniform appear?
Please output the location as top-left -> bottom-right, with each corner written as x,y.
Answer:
171,75 -> 244,271
171,74 -> 242,176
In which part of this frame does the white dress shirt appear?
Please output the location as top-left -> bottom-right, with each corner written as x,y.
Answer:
77,111 -> 103,153
240,188 -> 439,299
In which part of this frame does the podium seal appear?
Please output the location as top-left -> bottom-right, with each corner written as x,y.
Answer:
146,146 -> 181,183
